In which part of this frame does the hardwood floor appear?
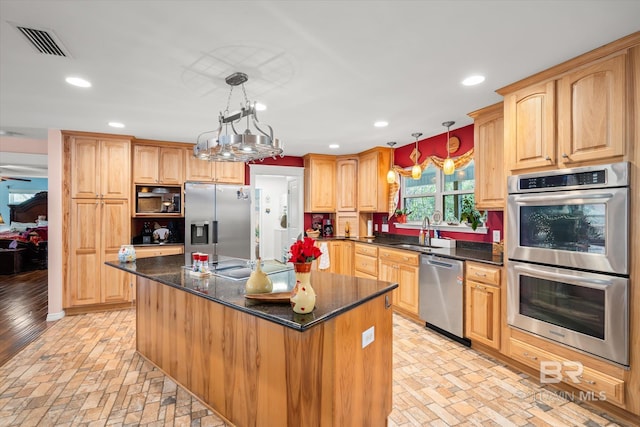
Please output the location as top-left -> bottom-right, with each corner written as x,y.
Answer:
0,269 -> 50,367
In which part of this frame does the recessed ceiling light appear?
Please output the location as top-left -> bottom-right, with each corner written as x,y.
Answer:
108,122 -> 125,128
65,76 -> 92,88
462,75 -> 485,86
329,144 -> 340,149
255,103 -> 266,111
374,121 -> 388,128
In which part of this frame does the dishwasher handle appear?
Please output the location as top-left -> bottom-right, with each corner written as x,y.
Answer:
423,256 -> 458,269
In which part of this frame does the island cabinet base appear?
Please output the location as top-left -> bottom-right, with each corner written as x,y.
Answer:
136,277 -> 393,427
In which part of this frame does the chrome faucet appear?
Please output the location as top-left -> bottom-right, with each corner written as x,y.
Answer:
419,216 -> 431,246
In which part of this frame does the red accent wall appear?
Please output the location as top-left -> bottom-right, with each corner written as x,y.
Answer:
372,123 -> 503,243
243,155 -> 304,184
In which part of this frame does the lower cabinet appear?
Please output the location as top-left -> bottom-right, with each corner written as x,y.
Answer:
354,243 -> 378,279
315,240 -> 353,275
465,261 -> 501,350
378,248 -> 419,317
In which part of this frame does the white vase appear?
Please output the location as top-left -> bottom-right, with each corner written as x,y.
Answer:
290,263 -> 316,314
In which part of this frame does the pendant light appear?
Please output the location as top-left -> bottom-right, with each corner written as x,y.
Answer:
386,141 -> 397,184
442,121 -> 456,175
411,132 -> 422,179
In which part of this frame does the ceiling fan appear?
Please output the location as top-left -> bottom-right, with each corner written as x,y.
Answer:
0,176 -> 32,182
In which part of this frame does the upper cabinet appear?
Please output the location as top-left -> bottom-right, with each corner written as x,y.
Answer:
468,103 -> 505,210
498,33 -> 639,172
68,134 -> 131,199
304,154 -> 336,212
185,148 -> 245,184
133,144 -> 184,184
557,54 -> 626,165
336,157 -> 358,211
358,147 -> 391,212
504,81 -> 556,172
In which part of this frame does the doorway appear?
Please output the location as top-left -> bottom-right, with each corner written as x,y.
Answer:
249,165 -> 304,262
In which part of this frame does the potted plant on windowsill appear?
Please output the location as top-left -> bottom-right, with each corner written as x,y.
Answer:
394,208 -> 411,224
460,198 -> 483,231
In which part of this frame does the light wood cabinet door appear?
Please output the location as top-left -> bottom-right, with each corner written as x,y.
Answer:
336,157 -> 358,211
304,154 -> 336,212
557,54 -> 627,165
68,199 -> 131,306
379,248 -> 419,316
70,136 -> 130,199
185,147 -> 213,181
133,145 -> 160,183
213,161 -> 245,184
505,81 -> 556,171
396,263 -> 419,315
357,148 -> 390,212
465,280 -> 500,349
469,103 -> 505,210
158,147 -> 184,184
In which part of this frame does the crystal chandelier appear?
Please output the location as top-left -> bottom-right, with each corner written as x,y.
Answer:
194,72 -> 283,162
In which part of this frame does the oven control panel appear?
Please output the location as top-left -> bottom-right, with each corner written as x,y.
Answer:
520,170 -> 606,190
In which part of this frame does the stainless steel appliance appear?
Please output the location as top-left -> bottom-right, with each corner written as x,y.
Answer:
185,182 -> 251,264
506,162 -> 630,366
419,254 -> 467,343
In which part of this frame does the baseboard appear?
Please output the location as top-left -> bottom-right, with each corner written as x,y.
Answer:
46,310 -> 65,321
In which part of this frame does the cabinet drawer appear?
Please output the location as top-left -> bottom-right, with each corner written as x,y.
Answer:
135,246 -> 184,258
378,248 -> 419,266
354,254 -> 377,277
509,338 -> 624,406
466,262 -> 500,286
354,269 -> 377,280
355,243 -> 378,257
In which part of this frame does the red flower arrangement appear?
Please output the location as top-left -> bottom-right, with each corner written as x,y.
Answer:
288,237 -> 322,263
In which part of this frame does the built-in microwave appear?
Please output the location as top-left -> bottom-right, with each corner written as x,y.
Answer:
135,185 -> 182,215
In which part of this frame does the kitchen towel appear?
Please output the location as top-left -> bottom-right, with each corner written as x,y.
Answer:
318,242 -> 330,270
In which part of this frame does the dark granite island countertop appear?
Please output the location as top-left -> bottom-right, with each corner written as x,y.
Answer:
107,254 -> 397,426
107,254 -> 398,331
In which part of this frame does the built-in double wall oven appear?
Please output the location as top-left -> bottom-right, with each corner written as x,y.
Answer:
507,162 -> 629,366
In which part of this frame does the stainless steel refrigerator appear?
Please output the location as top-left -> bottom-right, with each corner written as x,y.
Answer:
184,182 -> 251,265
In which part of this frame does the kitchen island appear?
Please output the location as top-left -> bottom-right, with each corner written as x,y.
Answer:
107,255 -> 398,427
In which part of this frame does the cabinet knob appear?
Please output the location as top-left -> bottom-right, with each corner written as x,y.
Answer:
562,153 -> 569,159
544,156 -> 551,161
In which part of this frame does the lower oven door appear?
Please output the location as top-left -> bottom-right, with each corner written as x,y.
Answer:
507,261 -> 628,366
507,186 -> 628,274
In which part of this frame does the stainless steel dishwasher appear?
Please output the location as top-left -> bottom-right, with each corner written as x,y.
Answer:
419,254 -> 468,344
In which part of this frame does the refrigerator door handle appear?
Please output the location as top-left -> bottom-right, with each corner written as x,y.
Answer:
211,220 -> 218,244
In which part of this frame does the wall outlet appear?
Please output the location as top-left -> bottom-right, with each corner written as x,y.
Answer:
362,326 -> 375,349
493,230 -> 501,243
374,224 -> 379,232
381,224 -> 389,233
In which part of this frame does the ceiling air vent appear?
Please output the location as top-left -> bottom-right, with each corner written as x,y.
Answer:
16,26 -> 69,57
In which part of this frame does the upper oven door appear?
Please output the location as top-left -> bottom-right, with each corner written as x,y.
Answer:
507,186 -> 628,274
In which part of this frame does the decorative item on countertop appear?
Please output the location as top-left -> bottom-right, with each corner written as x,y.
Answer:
394,208 -> 411,224
245,258 -> 273,294
344,221 -> 350,238
460,198 -> 484,231
190,253 -> 210,276
118,245 -> 136,263
288,237 -> 322,314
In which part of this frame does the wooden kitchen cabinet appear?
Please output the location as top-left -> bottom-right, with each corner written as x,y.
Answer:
68,198 -> 131,306
133,144 -> 184,184
504,81 -> 556,172
557,53 -> 627,165
354,243 -> 378,279
336,157 -> 358,211
316,240 -> 353,275
378,247 -> 419,317
185,148 -> 245,184
358,147 -> 391,212
468,103 -> 505,210
465,261 -> 501,350
304,154 -> 336,212
68,134 -> 131,199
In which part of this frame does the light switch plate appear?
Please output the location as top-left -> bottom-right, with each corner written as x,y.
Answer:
493,230 -> 501,243
362,326 -> 375,348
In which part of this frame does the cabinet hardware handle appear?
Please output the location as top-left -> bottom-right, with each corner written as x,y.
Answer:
523,352 -> 537,360
476,285 -> 486,290
385,295 -> 391,309
545,156 -> 551,161
562,153 -> 569,159
577,376 -> 596,385
475,272 -> 487,277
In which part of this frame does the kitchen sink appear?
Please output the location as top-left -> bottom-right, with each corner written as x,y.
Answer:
389,243 -> 440,252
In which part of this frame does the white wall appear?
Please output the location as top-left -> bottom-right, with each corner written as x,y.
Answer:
255,175 -> 288,260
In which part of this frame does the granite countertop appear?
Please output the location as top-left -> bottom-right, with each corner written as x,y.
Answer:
316,235 -> 504,266
107,255 -> 398,331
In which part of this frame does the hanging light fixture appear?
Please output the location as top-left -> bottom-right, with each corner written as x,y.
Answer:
442,121 -> 456,175
194,72 -> 283,162
411,132 -> 422,179
386,141 -> 397,184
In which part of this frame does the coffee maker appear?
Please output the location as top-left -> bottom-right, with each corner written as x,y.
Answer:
323,219 -> 334,238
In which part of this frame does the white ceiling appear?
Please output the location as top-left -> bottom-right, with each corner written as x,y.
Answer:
0,0 -> 639,158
